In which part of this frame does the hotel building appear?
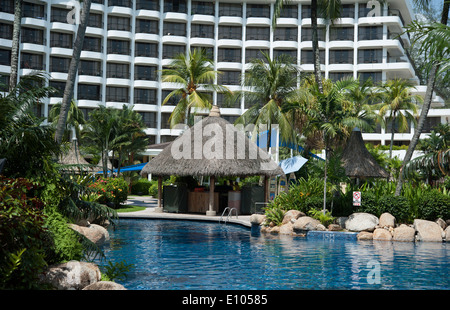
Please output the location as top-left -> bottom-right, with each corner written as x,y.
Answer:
0,0 -> 447,153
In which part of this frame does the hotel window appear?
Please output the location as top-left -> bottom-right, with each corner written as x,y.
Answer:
274,49 -> 297,63
274,27 -> 298,41
422,117 -> 441,133
164,0 -> 187,13
358,49 -> 382,64
78,84 -> 101,101
160,113 -> 173,129
279,5 -> 298,18
246,4 -> 270,18
107,63 -> 130,79
134,88 -> 157,105
163,44 -> 185,59
49,80 -> 65,97
246,27 -> 270,41
330,27 -> 354,41
23,2 -> 45,19
358,26 -> 383,40
136,19 -> 159,34
329,49 -> 354,64
20,52 -> 44,70
136,0 -> 159,11
1,0 -> 14,14
245,49 -> 269,63
79,60 -> 102,76
218,48 -> 241,62
329,72 -> 353,82
218,25 -> 242,40
107,39 -> 131,55
0,49 -> 11,66
301,50 -> 325,64
219,3 -> 242,17
21,27 -> 45,45
162,90 -> 181,106
191,1 -> 214,15
50,56 -> 70,73
106,86 -> 129,102
134,65 -> 157,80
341,4 -> 355,18
163,22 -> 186,36
301,27 -> 326,41
139,111 -> 157,128
191,24 -> 214,39
135,42 -> 158,58
218,70 -> 241,85
190,46 -> 213,59
88,13 -> 103,28
0,23 -> 13,40
358,72 -> 382,84
82,36 -> 102,52
108,16 -> 131,31
51,7 -> 70,23
108,0 -> 132,8
50,32 -> 73,48
217,93 -> 240,109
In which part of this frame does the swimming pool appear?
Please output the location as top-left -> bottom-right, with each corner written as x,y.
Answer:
100,219 -> 449,290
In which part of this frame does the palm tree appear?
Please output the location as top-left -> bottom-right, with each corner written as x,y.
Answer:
9,0 -> 22,91
48,100 -> 86,141
161,48 -> 227,128
395,0 -> 450,195
273,0 -> 342,93
235,52 -> 299,149
55,0 -> 92,144
374,79 -> 421,159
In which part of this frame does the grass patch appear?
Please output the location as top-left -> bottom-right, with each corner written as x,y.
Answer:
116,205 -> 147,213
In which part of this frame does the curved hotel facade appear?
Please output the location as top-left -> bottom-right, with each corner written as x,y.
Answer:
0,0 -> 447,152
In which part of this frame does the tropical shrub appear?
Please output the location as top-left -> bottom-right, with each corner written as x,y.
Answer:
264,204 -> 285,226
377,195 -> 411,223
131,178 -> 152,195
417,189 -> 450,221
91,177 -> 128,208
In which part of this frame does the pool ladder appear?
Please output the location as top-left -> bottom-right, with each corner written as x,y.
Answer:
220,207 -> 238,224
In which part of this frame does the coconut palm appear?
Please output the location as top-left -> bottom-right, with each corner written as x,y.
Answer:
374,79 -> 421,159
235,52 -> 299,149
161,48 -> 228,128
55,0 -> 92,144
9,0 -> 22,91
273,0 -> 342,93
395,0 -> 450,195
48,100 -> 86,142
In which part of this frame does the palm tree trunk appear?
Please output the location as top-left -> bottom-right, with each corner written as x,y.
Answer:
389,118 -> 395,159
9,0 -> 22,92
322,131 -> 327,214
311,0 -> 323,94
395,3 -> 449,196
55,0 -> 92,144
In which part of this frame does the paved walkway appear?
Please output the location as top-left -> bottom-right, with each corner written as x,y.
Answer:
119,195 -> 252,228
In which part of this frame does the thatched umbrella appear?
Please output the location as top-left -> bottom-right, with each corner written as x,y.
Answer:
341,128 -> 389,180
59,138 -> 92,173
141,105 -> 284,215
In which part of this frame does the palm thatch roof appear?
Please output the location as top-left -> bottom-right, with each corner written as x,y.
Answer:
140,105 -> 284,177
59,140 -> 91,166
341,128 -> 389,179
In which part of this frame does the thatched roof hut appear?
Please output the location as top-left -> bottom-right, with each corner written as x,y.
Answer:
141,105 -> 284,215
59,139 -> 92,173
341,128 -> 389,179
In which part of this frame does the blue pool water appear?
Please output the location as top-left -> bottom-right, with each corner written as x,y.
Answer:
100,219 -> 449,290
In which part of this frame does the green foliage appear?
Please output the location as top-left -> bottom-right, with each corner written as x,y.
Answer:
417,189 -> 450,221
308,208 -> 335,227
264,204 -> 286,226
100,261 -> 134,282
91,177 -> 128,208
131,178 -> 152,195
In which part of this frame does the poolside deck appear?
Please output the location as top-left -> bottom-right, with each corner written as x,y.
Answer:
118,195 -> 252,228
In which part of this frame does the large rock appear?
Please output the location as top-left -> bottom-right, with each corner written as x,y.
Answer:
40,261 -> 101,290
82,281 -> 127,290
373,228 -> 393,241
70,223 -> 110,246
279,222 -> 294,235
393,224 -> 416,242
357,231 -> 373,240
250,214 -> 266,226
414,219 -> 443,242
345,213 -> 379,232
293,216 -> 321,231
379,213 -> 396,228
445,226 -> 450,242
282,210 -> 305,225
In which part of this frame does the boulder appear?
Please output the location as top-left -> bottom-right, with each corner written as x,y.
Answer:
414,219 -> 443,242
40,261 -> 101,290
82,281 -> 127,290
436,218 -> 447,230
282,210 -> 305,225
445,226 -> 450,242
373,228 -> 393,241
345,213 -> 379,232
328,224 -> 342,231
379,213 -> 396,228
250,214 -> 266,226
69,223 -> 110,246
335,217 -> 348,228
393,224 -> 416,242
293,216 -> 321,231
279,222 -> 294,235
357,231 -> 373,240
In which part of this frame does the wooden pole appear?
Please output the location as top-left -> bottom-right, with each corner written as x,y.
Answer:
264,176 -> 269,204
155,175 -> 163,213
206,175 -> 216,216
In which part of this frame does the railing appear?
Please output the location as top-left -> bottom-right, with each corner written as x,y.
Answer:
219,207 -> 238,224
